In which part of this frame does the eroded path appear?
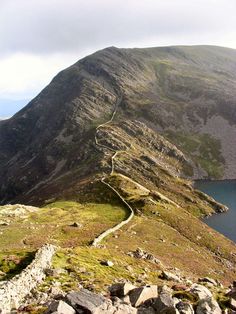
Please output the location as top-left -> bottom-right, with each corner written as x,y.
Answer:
92,94 -> 134,246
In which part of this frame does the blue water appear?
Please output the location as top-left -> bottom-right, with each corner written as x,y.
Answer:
195,180 -> 236,242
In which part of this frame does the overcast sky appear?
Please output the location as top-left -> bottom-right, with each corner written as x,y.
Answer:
0,0 -> 236,116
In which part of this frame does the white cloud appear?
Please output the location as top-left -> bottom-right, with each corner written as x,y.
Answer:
0,0 -> 235,106
0,53 -> 81,99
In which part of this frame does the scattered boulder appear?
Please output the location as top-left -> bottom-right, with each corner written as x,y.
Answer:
0,220 -> 9,226
100,260 -> 114,267
70,222 -> 82,228
129,285 -> 158,307
109,282 -> 136,297
190,284 -> 212,299
196,297 -> 222,314
128,248 -> 161,264
66,289 -> 113,313
153,285 -> 177,313
162,271 -> 182,283
45,300 -> 75,314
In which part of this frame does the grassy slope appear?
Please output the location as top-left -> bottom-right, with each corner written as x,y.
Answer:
0,201 -> 128,280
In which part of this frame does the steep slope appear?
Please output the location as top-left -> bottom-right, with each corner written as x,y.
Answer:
0,45 -> 236,205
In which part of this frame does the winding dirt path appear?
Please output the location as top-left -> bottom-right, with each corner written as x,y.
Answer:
91,95 -> 134,247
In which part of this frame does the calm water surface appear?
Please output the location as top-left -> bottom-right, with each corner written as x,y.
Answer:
195,180 -> 236,242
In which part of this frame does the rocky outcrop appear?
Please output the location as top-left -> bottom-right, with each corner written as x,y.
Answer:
42,279 -> 229,314
0,244 -> 56,314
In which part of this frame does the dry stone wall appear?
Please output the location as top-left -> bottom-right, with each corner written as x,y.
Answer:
0,244 -> 56,314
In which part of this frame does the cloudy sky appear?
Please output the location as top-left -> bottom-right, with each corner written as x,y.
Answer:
0,0 -> 236,117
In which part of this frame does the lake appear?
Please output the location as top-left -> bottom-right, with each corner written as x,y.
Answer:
195,180 -> 236,243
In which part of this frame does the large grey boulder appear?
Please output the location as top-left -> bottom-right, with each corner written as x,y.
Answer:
153,285 -> 179,313
129,285 -> 158,307
109,283 -> 136,297
45,300 -> 76,314
190,284 -> 212,299
196,297 -> 222,314
66,289 -> 113,313
66,289 -> 137,313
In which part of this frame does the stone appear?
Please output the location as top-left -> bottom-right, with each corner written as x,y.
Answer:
226,288 -> 236,300
109,283 -> 136,297
153,285 -> 177,313
112,297 -> 137,313
176,301 -> 194,314
70,222 -> 82,228
230,298 -> 236,310
0,220 -> 9,226
162,271 -> 181,283
198,277 -> 218,287
129,285 -> 158,307
134,248 -> 145,259
66,289 -> 113,313
101,260 -> 114,267
49,286 -> 65,298
45,300 -> 76,314
190,284 -> 212,299
196,297 -> 221,314
122,295 -> 131,305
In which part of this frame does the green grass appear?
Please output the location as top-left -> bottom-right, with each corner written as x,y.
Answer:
43,246 -> 161,293
0,201 -> 128,277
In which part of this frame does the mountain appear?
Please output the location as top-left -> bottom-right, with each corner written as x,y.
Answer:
1,46 -> 236,305
0,45 -> 236,205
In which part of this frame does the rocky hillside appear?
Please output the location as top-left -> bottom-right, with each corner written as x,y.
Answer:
0,45 -> 236,205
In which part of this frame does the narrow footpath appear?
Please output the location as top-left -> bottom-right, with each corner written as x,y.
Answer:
92,94 -> 134,247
